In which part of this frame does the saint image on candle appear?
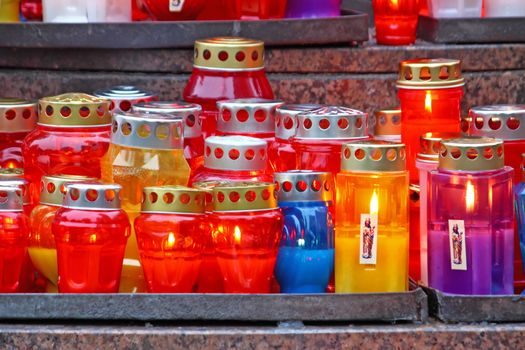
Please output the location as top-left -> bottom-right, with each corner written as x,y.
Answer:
451,224 -> 463,265
362,191 -> 378,259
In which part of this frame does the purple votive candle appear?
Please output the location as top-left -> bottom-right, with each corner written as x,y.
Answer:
285,0 -> 341,18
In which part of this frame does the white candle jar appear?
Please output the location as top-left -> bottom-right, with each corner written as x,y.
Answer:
43,0 -> 131,23
427,0 -> 482,18
485,0 -> 525,17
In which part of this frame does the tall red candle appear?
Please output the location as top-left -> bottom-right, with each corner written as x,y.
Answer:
372,0 -> 419,45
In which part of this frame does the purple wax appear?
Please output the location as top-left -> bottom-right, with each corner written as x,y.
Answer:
285,0 -> 341,18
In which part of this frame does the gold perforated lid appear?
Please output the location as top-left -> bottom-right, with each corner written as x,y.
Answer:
40,175 -> 97,206
63,183 -> 122,210
417,132 -> 462,162
439,137 -> 504,171
341,141 -> 407,172
39,93 -> 112,127
141,186 -> 205,214
0,168 -> 24,178
371,108 -> 401,137
464,105 -> 525,141
212,182 -> 277,212
194,37 -> 265,70
397,58 -> 465,89
0,98 -> 37,132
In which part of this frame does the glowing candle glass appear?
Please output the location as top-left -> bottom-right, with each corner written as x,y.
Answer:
135,186 -> 207,293
372,0 -> 419,45
336,141 -> 409,293
183,37 -> 274,138
371,108 -> 401,142
141,0 -> 206,20
94,85 -> 158,114
274,171 -> 334,293
21,0 -> 43,21
397,59 -> 465,183
210,183 -> 283,293
234,0 -> 287,19
428,138 -> 514,295
285,0 -> 340,18
53,183 -> 130,293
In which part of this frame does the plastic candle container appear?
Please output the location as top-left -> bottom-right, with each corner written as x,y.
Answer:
371,108 -> 401,142
53,183 -> 130,293
28,175 -> 95,292
210,182 -> 283,293
183,37 -> 274,138
485,0 -> 525,17
23,93 -> 111,205
0,0 -> 20,22
234,0 -> 287,19
336,141 -> 409,293
0,187 -> 29,292
133,101 -> 204,177
21,0 -> 43,21
94,86 -> 158,114
428,138 -> 514,295
397,59 -> 465,183
43,0 -> 131,22
372,0 -> 419,45
142,0 -> 206,20
285,0 -> 340,18
427,0 -> 483,17
101,112 -> 190,293
0,99 -> 38,169
274,171 -> 334,293
269,104 -> 322,173
190,136 -> 272,185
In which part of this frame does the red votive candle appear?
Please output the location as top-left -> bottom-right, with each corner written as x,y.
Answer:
373,0 -> 419,45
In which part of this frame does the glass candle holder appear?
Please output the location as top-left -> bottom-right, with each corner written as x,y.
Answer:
133,101 -> 204,178
397,59 -> 465,183
197,0 -> 238,19
28,175 -> 95,292
21,0 -> 43,21
234,0 -> 287,19
515,154 -> 525,290
94,85 -> 158,114
485,0 -> 525,17
285,0 -> 340,18
43,0 -> 132,22
274,171 -> 334,293
135,186 -> 208,293
336,141 -> 409,293
0,99 -> 38,169
0,187 -> 29,292
269,104 -> 322,173
408,184 -> 421,282
373,0 -> 419,45
427,0 -> 483,17
23,93 -> 112,205
0,0 -> 20,22
371,108 -> 401,142
428,138 -> 514,295
209,182 -> 283,293
53,183 -> 130,293
142,0 -> 206,20
101,112 -> 190,293
190,136 -> 273,185
183,37 -> 274,138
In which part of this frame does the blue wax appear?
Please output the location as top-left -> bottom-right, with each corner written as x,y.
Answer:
515,182 -> 525,272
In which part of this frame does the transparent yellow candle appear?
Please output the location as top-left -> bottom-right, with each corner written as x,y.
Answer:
335,141 -> 409,293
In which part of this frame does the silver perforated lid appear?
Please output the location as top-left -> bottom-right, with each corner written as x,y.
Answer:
274,171 -> 333,203
63,183 -> 122,210
0,186 -> 23,212
0,98 -> 38,133
94,85 -> 158,113
205,136 -> 268,171
132,101 -> 202,138
275,104 -> 322,140
217,98 -> 283,135
464,105 -> 525,141
111,112 -> 183,150
0,178 -> 30,205
294,106 -> 369,140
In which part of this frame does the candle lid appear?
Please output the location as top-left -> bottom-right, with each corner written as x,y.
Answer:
111,112 -> 183,150
142,186 -> 205,214
274,171 -> 333,203
217,98 -> 283,135
0,168 -> 24,178
93,85 -> 158,113
63,183 -> 122,211
0,186 -> 23,212
40,175 -> 98,206
417,132 -> 462,162
341,141 -> 406,172
212,182 -> 277,212
0,98 -> 38,133
39,93 -> 112,128
194,37 -> 265,71
275,104 -> 323,141
0,178 -> 30,206
439,137 -> 504,171
294,106 -> 368,140
371,108 -> 401,137
204,136 -> 267,171
133,101 -> 202,138
396,58 -> 465,89
464,105 -> 525,141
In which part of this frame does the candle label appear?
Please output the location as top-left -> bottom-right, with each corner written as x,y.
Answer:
359,213 -> 378,265
169,0 -> 185,12
448,220 -> 467,271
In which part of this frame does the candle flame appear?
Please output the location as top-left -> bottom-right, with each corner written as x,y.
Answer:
89,234 -> 97,244
166,232 -> 176,249
425,91 -> 433,114
466,181 -> 475,212
6,162 -> 16,169
234,225 -> 241,245
370,191 -> 379,215
390,0 -> 398,9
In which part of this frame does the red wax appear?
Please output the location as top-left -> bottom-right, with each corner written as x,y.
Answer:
20,0 -> 43,21
235,0 -> 287,19
0,132 -> 28,169
268,139 -> 297,172
183,68 -> 274,138
134,213 -> 207,293
197,0 -> 237,19
53,208 -> 130,293
210,210 -> 282,293
373,0 -> 419,45
141,0 -> 206,20
0,212 -> 29,292
22,125 -> 110,204
133,0 -> 150,21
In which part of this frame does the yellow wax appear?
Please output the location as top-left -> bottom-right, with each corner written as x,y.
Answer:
0,0 -> 20,22
28,247 -> 57,286
119,258 -> 147,293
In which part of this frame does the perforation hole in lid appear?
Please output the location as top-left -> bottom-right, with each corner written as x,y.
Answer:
79,106 -> 90,118
466,148 -> 478,160
245,190 -> 256,202
483,147 -> 494,159
284,116 -> 294,129
45,105 -> 54,116
460,119 -> 469,133
155,124 -> 169,140
392,115 -> 401,125
59,183 -> 68,195
252,51 -> 259,61
439,66 -> 450,80
312,179 -> 321,192
275,114 -> 280,127
86,189 -> 98,202
319,118 -> 330,130
141,191 -> 146,204
262,189 -> 270,200
236,109 -> 249,122
112,120 -> 118,133
370,149 -> 382,161
259,148 -> 266,159
194,48 -> 198,58
60,107 -> 71,118
119,101 -> 131,112
0,191 -> 8,204
324,180 -> 331,192
405,68 -> 413,80
218,51 -> 229,61
488,117 -> 502,130
194,193 -> 202,204
214,147 -> 224,159
440,146 -> 447,158
432,142 -> 441,154
343,147 -> 351,159
180,193 -> 190,204
450,148 -> 462,159
105,189 -> 116,202
229,148 -> 240,160
274,181 -> 280,192
96,105 -> 105,117
206,146 -> 211,157
497,145 -> 503,157
507,117 -> 520,130
283,181 -> 293,192
22,109 -> 32,119
475,117 -> 484,129
236,51 -> 245,62
163,192 -> 174,204
217,191 -> 225,203
386,148 -> 397,161
245,149 -> 255,160
203,49 -> 211,60
47,182 -> 56,194
296,180 -> 308,192
303,118 -> 312,129
122,122 -> 132,136
337,117 -> 349,130
186,114 -> 196,127
70,188 -> 80,201
355,117 -> 363,129
109,101 -> 115,111
355,148 -> 365,160
138,124 -> 151,138
253,109 -> 266,123
222,108 -> 232,122
229,191 -> 240,203
420,67 -> 431,80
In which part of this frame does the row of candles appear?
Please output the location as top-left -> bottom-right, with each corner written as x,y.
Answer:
0,36 -> 524,296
